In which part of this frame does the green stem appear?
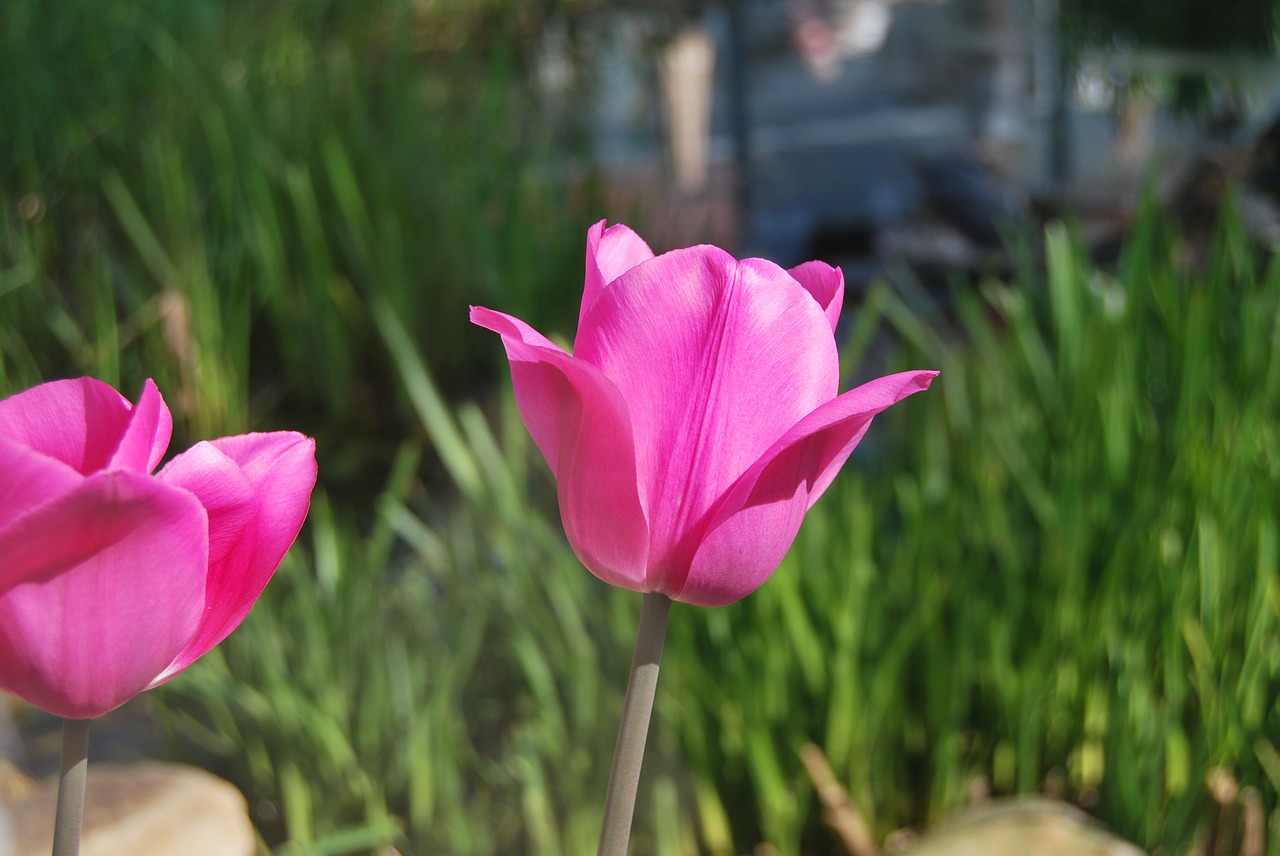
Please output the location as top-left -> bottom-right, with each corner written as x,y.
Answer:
598,592 -> 672,856
51,717 -> 91,856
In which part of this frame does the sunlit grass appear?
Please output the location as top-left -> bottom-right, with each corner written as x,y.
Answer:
661,211 -> 1280,853
0,0 -> 587,481
3,1 -> 1278,853
154,206 -> 1280,855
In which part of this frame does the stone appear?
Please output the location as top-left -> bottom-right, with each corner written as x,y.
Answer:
902,798 -> 1146,856
1,762 -> 254,856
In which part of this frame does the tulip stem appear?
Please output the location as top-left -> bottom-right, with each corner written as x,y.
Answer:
52,717 -> 91,856
598,591 -> 672,856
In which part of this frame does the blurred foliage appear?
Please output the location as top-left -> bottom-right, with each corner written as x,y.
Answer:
1059,0 -> 1280,55
664,204 -> 1280,853
4,0 -> 1280,854
152,203 -> 1280,855
0,0 -> 592,494
1057,0 -> 1280,110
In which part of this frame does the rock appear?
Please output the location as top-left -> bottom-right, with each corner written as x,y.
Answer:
2,762 -> 254,856
903,798 -> 1146,856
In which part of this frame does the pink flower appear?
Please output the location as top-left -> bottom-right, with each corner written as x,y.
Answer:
472,221 -> 935,607
0,378 -> 316,718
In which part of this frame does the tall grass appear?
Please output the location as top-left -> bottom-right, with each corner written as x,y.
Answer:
660,210 -> 1280,854
151,206 -> 1280,855
155,321 -> 684,855
0,0 -> 587,486
3,1 -> 1277,853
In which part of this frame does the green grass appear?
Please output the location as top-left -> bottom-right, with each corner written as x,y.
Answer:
152,205 -> 1280,855
3,1 -> 1279,853
659,210 -> 1280,853
0,0 -> 588,489
153,346 -> 671,855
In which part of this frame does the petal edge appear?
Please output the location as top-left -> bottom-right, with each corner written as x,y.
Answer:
151,432 -> 317,685
676,370 -> 937,606
579,220 -> 655,331
472,306 -> 650,591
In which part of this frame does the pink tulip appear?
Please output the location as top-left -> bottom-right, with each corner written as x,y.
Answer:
472,221 -> 936,607
0,377 -> 316,718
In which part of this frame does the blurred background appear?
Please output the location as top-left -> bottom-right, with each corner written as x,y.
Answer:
2,0 -> 1280,853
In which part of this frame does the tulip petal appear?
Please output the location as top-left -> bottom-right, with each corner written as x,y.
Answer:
788,261 -> 844,333
156,440 -> 255,565
151,432 -> 317,685
676,370 -> 937,606
573,247 -> 841,592
107,379 -> 174,473
580,220 -> 655,330
0,435 -> 82,531
471,306 -> 650,590
0,471 -> 207,718
0,377 -> 133,474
